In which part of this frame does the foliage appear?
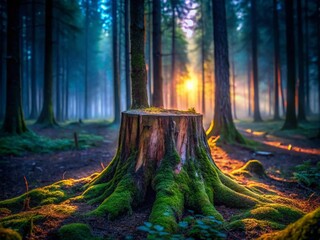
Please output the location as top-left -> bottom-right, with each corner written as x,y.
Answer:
0,131 -> 103,156
58,223 -> 102,240
0,228 -> 22,240
293,161 -> 320,191
138,212 -> 226,240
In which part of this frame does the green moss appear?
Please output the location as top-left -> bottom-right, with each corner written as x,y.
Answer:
258,207 -> 320,240
0,131 -> 103,156
58,223 -> 102,240
149,152 -> 184,232
231,204 -> 303,225
232,160 -> 267,178
89,174 -> 137,220
0,179 -> 86,212
0,212 -> 43,237
227,218 -> 284,232
0,228 -> 22,240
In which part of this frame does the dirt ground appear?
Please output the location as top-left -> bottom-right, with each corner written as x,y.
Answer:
0,120 -> 319,239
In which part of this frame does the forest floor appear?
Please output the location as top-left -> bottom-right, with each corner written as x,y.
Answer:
0,118 -> 320,239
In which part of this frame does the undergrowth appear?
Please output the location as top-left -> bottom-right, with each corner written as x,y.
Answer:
0,132 -> 103,156
293,161 -> 320,192
137,211 -> 226,240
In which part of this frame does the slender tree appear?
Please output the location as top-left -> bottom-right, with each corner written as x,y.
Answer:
84,0 -> 89,119
152,0 -> 164,107
36,0 -> 57,126
207,0 -> 245,143
250,0 -> 262,122
0,1 -> 5,120
282,0 -> 298,129
29,0 -> 38,119
273,0 -> 281,120
297,0 -> 307,121
2,0 -> 28,134
112,0 -> 121,122
130,0 -> 149,108
170,0 -> 177,109
125,0 -> 131,109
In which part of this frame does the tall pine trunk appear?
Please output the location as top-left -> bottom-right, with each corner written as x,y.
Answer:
130,0 -> 149,108
297,0 -> 307,121
250,0 -> 262,122
207,0 -> 244,143
84,0 -> 89,119
113,0 -> 121,122
125,0 -> 131,109
282,0 -> 298,129
152,0 -> 164,107
29,0 -> 38,119
36,0 -> 57,126
170,1 -> 176,109
273,0 -> 281,120
2,0 -> 28,134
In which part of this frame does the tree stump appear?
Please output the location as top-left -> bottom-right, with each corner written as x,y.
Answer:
83,109 -> 267,231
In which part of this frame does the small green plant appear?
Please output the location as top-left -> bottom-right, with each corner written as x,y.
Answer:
293,161 -> 320,191
137,211 -> 226,240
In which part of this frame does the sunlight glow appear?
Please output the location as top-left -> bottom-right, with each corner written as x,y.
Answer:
185,79 -> 195,91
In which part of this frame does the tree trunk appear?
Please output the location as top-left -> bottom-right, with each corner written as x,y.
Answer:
152,0 -> 164,107
0,1 -> 4,120
297,0 -> 307,122
170,2 -> 177,109
29,0 -> 38,119
206,0 -> 244,143
247,51 -> 252,117
2,0 -> 28,134
36,0 -> 57,126
282,0 -> 298,130
201,0 -> 205,114
113,0 -> 121,122
84,110 -> 263,230
304,0 -> 311,115
273,0 -> 281,120
231,54 -> 237,120
125,0 -> 131,109
250,0 -> 262,122
130,0 -> 149,109
84,0 -> 89,119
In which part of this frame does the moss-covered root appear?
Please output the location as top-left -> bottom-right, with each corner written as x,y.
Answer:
258,207 -> 320,240
232,160 -> 267,179
0,228 -> 22,240
88,174 -> 137,220
58,223 -> 102,240
149,153 -> 184,232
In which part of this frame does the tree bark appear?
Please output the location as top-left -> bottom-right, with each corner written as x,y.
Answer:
29,0 -> 38,119
84,0 -> 89,119
125,0 -> 131,109
84,110 -> 263,230
273,0 -> 281,120
297,0 -> 307,122
113,0 -> 121,122
130,0 -> 149,109
170,1 -> 177,109
207,0 -> 244,143
36,0 -> 57,126
152,0 -> 164,107
250,0 -> 262,122
282,0 -> 298,130
2,0 -> 28,134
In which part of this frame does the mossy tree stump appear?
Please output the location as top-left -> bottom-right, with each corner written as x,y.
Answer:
83,109 -> 268,231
